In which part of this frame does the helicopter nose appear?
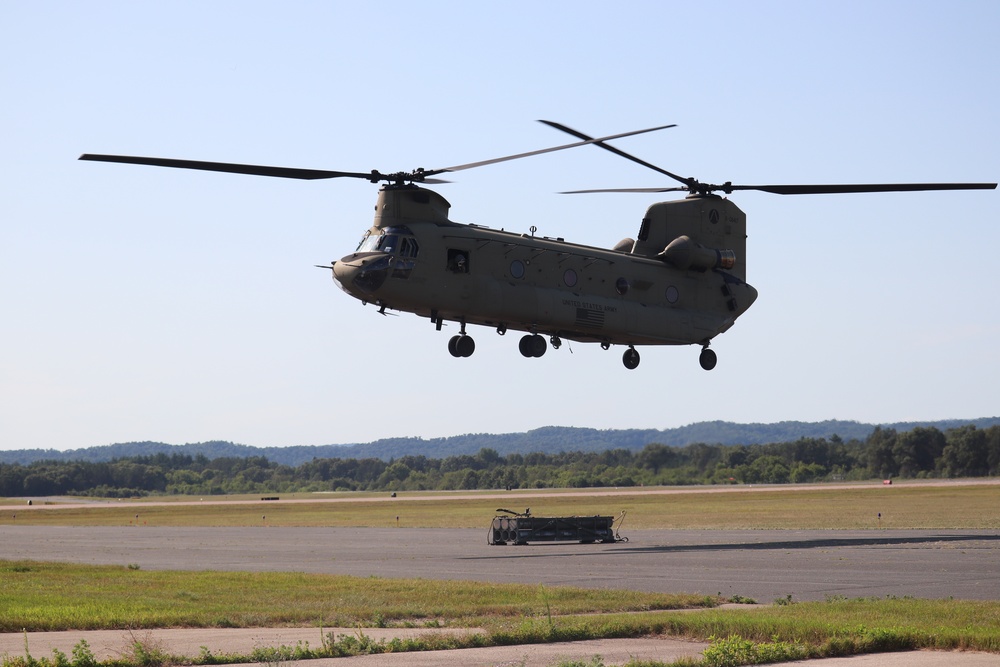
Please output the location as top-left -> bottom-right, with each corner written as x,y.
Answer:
331,260 -> 348,288
333,255 -> 391,295
326,260 -> 344,289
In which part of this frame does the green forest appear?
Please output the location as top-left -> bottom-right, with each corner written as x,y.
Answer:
1,425 -> 998,498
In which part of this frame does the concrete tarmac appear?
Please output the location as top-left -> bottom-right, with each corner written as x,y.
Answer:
1,526 -> 998,601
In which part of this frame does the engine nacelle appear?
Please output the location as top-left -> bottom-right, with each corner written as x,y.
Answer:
659,235 -> 736,271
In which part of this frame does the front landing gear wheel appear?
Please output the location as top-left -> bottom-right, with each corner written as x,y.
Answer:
622,347 -> 640,370
448,334 -> 475,358
699,347 -> 717,371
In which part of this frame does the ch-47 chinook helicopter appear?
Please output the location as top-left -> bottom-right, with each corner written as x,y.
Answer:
80,121 -> 995,370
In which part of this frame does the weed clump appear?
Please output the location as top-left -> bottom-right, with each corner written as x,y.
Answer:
3,638 -> 99,667
702,634 -> 808,666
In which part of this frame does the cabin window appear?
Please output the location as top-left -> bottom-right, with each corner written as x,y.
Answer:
563,269 -> 578,287
447,248 -> 469,273
509,260 -> 525,279
615,277 -> 630,295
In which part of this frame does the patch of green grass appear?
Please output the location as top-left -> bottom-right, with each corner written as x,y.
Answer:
0,560 -> 713,632
458,597 -> 1000,660
603,597 -> 1000,654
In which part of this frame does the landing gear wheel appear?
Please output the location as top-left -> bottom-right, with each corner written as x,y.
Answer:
531,334 -> 546,357
623,347 -> 640,370
699,347 -> 717,371
449,335 -> 475,358
456,335 -> 475,357
550,336 -> 562,350
519,334 -> 547,358
518,335 -> 531,357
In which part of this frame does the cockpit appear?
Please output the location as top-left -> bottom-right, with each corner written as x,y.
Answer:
356,226 -> 419,258
337,226 -> 420,293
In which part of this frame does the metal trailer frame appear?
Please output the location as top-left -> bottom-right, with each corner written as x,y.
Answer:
488,510 -> 628,545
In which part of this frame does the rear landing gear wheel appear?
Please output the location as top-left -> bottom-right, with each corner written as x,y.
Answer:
519,334 -> 547,358
623,347 -> 640,370
699,347 -> 717,371
448,334 -> 475,358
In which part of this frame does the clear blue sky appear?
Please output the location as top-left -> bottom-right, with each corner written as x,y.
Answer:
2,1 -> 998,451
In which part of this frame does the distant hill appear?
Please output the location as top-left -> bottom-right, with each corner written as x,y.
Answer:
3,418 -> 997,467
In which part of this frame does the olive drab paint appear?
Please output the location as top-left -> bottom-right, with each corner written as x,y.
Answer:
332,185 -> 757,369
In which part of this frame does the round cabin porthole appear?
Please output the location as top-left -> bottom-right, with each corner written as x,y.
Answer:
665,285 -> 679,304
510,260 -> 525,279
563,268 -> 578,287
615,277 -> 629,295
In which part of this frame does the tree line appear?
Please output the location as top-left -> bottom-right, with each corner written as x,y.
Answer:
1,425 -> 997,498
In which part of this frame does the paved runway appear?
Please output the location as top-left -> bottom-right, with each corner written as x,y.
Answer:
2,526 -> 998,601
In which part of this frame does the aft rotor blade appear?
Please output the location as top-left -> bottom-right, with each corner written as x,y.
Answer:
733,182 -> 997,195
79,154 -> 376,181
559,187 -> 689,194
428,123 -> 676,176
539,119 -> 693,189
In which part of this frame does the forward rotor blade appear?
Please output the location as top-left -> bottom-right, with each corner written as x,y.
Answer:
79,154 -> 376,181
428,123 -> 676,176
539,120 -> 693,189
80,124 -> 677,184
733,182 -> 997,195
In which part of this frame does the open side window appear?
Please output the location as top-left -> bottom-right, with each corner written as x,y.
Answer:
447,248 -> 470,273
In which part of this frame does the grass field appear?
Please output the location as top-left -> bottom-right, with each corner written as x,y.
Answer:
2,481 -> 998,529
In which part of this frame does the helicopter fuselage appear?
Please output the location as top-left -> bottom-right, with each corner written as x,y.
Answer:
331,184 -> 757,366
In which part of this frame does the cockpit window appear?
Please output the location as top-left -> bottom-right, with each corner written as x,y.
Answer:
357,232 -> 378,252
400,237 -> 418,258
377,234 -> 400,253
356,231 -> 418,257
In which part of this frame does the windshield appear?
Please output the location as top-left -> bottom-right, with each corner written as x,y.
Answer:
355,233 -> 398,253
356,232 -> 375,252
356,232 -> 418,257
